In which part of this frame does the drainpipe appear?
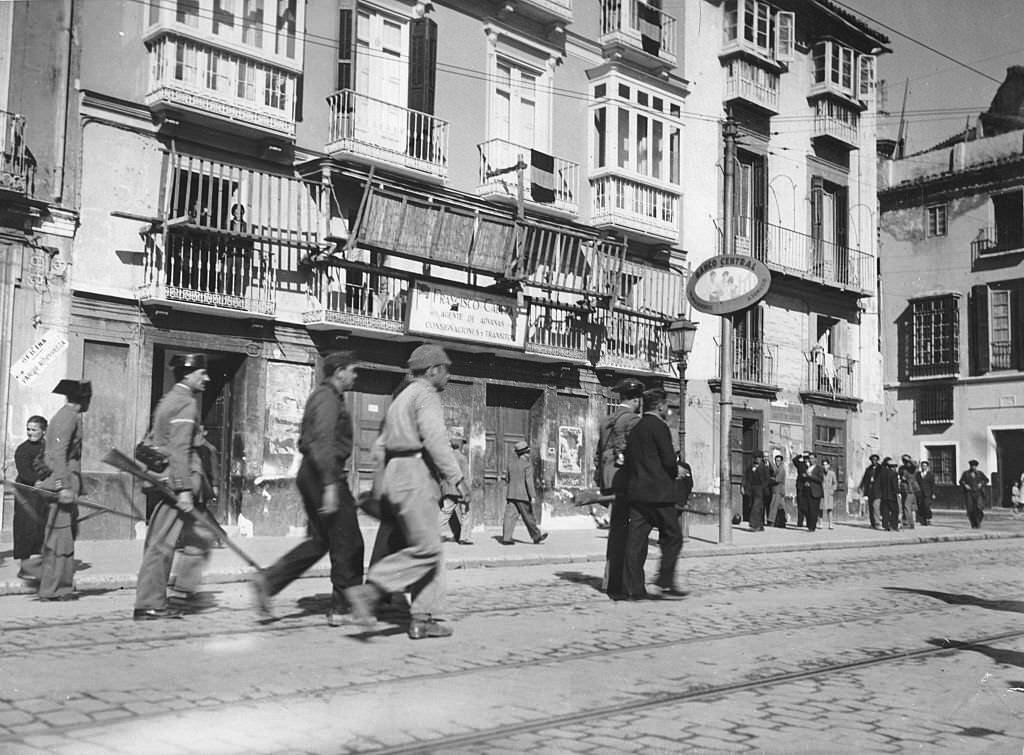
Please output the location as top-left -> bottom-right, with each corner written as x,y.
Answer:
52,0 -> 74,203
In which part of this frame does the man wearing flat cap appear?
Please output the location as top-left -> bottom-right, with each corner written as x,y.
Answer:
133,353 -> 215,620
959,459 -> 989,529
500,440 -> 547,545
858,453 -> 882,529
595,377 -> 644,598
345,344 -> 470,639
23,379 -> 91,600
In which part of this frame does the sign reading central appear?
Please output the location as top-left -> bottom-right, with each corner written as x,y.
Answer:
407,282 -> 528,349
686,254 -> 771,315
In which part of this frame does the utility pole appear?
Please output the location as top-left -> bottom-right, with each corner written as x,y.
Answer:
719,112 -> 738,545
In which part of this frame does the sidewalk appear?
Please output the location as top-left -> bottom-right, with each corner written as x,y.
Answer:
1,509 -> 1021,596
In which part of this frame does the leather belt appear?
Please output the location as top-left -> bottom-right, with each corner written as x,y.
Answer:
385,449 -> 423,462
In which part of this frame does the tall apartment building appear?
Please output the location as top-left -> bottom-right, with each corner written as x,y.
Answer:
0,0 -> 696,538
680,0 -> 887,509
878,67 -> 1024,510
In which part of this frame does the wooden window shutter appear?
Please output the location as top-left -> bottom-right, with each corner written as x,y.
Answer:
969,284 -> 989,375
835,185 -> 849,248
751,155 -> 767,258
408,16 -> 438,115
1013,285 -> 1024,370
337,0 -> 358,91
810,175 -> 824,242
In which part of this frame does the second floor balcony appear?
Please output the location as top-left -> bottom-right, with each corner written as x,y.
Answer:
597,309 -> 673,376
591,173 -> 679,243
303,264 -> 408,334
327,90 -> 449,182
715,337 -> 778,387
0,110 -> 33,196
803,351 -> 858,401
145,32 -> 298,139
971,225 -> 1024,264
477,139 -> 579,215
724,58 -> 779,114
810,98 -> 860,149
599,0 -> 677,69
525,300 -> 593,364
729,216 -> 873,294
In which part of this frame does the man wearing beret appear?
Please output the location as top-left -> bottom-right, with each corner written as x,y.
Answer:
346,344 -> 470,639
23,379 -> 91,600
596,377 -> 644,598
133,354 -> 215,620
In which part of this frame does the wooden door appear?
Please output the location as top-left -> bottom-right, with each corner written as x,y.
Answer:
348,370 -> 404,495
481,386 -> 538,526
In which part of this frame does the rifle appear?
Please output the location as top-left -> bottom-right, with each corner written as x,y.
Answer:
102,448 -> 262,571
4,479 -> 136,521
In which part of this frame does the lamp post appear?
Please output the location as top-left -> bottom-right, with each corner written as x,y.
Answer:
666,318 -> 699,542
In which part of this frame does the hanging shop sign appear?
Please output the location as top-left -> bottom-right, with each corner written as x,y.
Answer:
686,255 -> 771,315
407,281 -> 528,350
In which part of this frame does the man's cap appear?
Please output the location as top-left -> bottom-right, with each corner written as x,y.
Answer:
614,377 -> 644,399
969,459 -> 979,466
408,344 -> 451,371
901,454 -> 912,462
170,353 -> 207,373
774,453 -> 783,459
322,350 -> 358,377
920,460 -> 930,466
881,456 -> 894,466
869,454 -> 880,461
513,440 -> 530,454
53,379 -> 92,399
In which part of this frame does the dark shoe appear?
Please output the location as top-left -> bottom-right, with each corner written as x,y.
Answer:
343,584 -> 380,628
327,611 -> 355,627
169,592 -> 216,612
249,570 -> 273,620
499,539 -> 515,546
752,527 -> 765,532
655,585 -> 688,598
133,607 -> 184,621
38,593 -> 77,602
408,618 -> 453,639
533,532 -> 549,544
457,539 -> 474,545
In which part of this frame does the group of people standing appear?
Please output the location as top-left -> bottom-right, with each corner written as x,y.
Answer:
596,379 -> 690,601
744,451 -> 839,533
856,453 -> 941,531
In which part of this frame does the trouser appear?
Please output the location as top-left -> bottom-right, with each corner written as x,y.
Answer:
901,493 -> 917,529
623,501 -> 683,597
502,498 -> 542,542
803,497 -> 820,531
22,499 -> 78,598
748,490 -> 766,529
767,492 -> 785,527
365,458 -> 445,620
169,500 -> 216,594
869,497 -> 882,527
439,495 -> 472,540
603,495 -> 630,595
796,488 -> 808,527
917,495 -> 933,523
263,462 -> 364,609
965,492 -> 984,528
135,498 -> 215,610
881,498 -> 899,530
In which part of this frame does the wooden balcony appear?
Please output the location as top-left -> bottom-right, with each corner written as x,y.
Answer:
145,33 -> 297,139
0,110 -> 33,195
303,263 -> 409,334
327,89 -> 449,182
596,309 -> 673,376
590,173 -> 679,243
599,0 -> 677,69
476,138 -> 579,215
810,98 -> 859,149
723,58 -> 779,114
729,216 -> 873,294
508,221 -> 625,298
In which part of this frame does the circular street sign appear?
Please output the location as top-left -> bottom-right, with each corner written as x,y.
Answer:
686,255 -> 772,315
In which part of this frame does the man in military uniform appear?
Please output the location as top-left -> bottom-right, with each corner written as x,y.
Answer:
595,377 -> 644,598
24,380 -> 91,600
133,354 -> 215,620
345,344 -> 470,639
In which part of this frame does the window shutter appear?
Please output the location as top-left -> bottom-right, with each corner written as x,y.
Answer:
969,284 -> 989,375
810,175 -> 824,242
857,54 -> 876,100
337,1 -> 358,91
835,185 -> 849,248
1013,285 -> 1024,371
751,155 -> 767,259
775,11 -> 794,62
408,16 -> 438,115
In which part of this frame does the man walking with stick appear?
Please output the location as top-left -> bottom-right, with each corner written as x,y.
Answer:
133,354 -> 216,620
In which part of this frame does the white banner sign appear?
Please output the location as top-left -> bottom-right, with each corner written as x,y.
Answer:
10,329 -> 69,387
407,282 -> 528,350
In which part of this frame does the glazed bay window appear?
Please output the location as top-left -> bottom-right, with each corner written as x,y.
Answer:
812,40 -> 874,100
723,0 -> 794,62
591,83 -> 681,184
152,0 -> 302,64
907,294 -> 959,379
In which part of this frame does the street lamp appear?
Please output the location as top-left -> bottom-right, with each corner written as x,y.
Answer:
665,317 -> 699,461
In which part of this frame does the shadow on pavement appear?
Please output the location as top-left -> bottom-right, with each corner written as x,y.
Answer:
926,638 -> 1024,669
554,570 -> 603,593
886,587 -> 1024,614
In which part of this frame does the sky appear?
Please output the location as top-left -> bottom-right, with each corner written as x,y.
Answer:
838,0 -> 1024,154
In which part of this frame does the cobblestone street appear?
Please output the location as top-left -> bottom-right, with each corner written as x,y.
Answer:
2,536 -> 1024,754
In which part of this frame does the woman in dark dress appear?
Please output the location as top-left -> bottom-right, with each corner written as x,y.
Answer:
13,415 -> 48,570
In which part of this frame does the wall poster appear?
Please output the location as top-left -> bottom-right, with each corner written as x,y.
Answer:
557,425 -> 584,476
262,361 -> 313,478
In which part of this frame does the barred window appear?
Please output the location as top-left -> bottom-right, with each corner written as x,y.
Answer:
908,295 -> 959,379
916,386 -> 953,425
924,445 -> 956,486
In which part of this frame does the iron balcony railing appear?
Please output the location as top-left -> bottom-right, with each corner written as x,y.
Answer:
715,337 -> 777,385
146,33 -> 298,137
729,216 -> 873,292
971,226 -> 1024,263
525,300 -> 592,362
327,89 -> 449,179
805,352 -> 857,397
0,110 -> 32,194
599,0 -> 677,61
991,340 -> 1014,370
724,58 -> 779,113
477,138 -> 579,215
591,174 -> 679,242
303,264 -> 408,333
597,309 -> 673,374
